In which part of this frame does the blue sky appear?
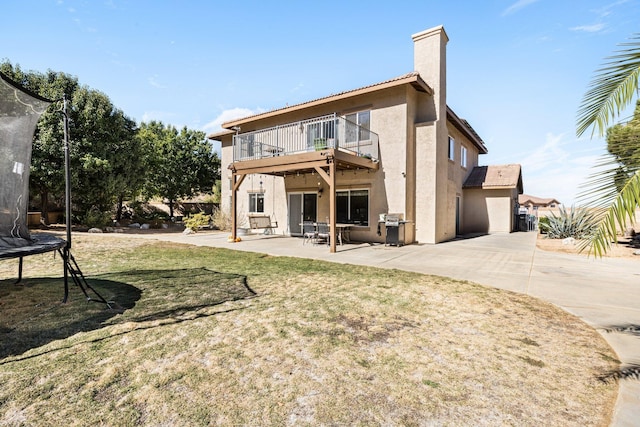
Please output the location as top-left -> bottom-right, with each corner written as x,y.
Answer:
3,0 -> 639,205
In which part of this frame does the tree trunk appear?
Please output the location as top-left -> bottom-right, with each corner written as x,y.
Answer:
116,194 -> 124,221
168,199 -> 174,218
40,190 -> 49,225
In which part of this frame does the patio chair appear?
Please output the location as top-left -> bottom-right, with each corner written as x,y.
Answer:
315,222 -> 330,246
302,221 -> 316,245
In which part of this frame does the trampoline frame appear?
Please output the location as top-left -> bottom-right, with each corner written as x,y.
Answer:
0,79 -> 111,307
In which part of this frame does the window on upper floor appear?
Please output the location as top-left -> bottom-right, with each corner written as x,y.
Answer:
460,145 -> 468,168
345,110 -> 371,143
248,192 -> 264,213
448,136 -> 455,161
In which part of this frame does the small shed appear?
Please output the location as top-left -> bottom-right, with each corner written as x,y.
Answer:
462,164 -> 524,233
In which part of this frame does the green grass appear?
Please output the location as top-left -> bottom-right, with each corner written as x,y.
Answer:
0,235 -> 619,426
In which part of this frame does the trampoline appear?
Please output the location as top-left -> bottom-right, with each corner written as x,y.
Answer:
0,71 -> 109,306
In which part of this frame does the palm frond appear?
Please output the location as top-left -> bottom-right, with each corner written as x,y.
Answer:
578,169 -> 640,256
577,34 -> 640,137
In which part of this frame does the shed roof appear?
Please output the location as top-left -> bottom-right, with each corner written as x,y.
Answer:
463,164 -> 523,193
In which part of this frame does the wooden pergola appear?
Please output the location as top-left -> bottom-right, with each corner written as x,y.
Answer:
229,148 -> 379,253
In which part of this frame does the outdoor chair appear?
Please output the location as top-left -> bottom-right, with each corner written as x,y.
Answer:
315,222 -> 330,246
302,221 -> 316,245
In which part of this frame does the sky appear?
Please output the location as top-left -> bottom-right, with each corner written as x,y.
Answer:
2,0 -> 639,206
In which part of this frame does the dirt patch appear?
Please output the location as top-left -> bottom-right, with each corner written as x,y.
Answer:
536,233 -> 640,259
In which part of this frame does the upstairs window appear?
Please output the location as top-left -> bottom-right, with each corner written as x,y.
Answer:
345,110 -> 371,143
461,145 -> 468,168
448,136 -> 455,161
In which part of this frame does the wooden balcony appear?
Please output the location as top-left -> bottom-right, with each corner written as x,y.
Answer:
230,114 -> 379,175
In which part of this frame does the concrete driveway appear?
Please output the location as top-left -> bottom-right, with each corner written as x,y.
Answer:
132,230 -> 640,426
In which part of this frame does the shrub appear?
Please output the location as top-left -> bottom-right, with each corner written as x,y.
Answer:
83,207 -> 113,229
211,208 -> 231,231
183,212 -> 211,232
538,216 -> 550,234
540,206 -> 597,239
210,208 -> 247,231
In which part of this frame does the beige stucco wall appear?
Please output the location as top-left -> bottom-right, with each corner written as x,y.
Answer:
216,25 -> 494,244
219,85 -> 414,242
463,188 -> 517,234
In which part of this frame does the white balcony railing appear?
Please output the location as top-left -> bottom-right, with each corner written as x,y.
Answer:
232,113 -> 379,162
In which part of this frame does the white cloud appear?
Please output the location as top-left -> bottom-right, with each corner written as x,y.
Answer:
202,107 -> 265,133
501,0 -> 540,16
570,23 -> 606,33
592,0 -> 630,18
517,133 -> 607,205
148,75 -> 167,89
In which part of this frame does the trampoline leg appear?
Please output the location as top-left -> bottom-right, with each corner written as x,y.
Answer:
58,247 -> 111,308
62,248 -> 69,303
15,257 -> 24,284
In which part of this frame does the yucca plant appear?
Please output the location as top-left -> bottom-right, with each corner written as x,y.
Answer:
540,206 -> 598,239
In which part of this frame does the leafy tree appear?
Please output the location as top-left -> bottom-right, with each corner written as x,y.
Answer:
607,100 -> 640,170
0,60 -> 140,225
576,34 -> 640,256
70,87 -> 139,221
140,121 -> 220,217
0,61 -> 79,223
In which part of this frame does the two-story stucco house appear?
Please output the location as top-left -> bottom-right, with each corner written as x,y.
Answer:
209,25 -> 523,252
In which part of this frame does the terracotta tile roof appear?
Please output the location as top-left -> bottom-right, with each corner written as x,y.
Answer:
463,164 -> 523,192
219,72 -> 430,130
212,72 -> 486,154
518,194 -> 560,206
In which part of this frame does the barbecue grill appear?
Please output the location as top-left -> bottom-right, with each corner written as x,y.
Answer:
384,213 -> 405,246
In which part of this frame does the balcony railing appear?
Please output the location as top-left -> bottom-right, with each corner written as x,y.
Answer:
232,113 -> 379,162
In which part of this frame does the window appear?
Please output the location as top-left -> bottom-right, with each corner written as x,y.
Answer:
345,110 -> 371,143
336,189 -> 369,226
249,192 -> 264,213
460,145 -> 468,168
448,136 -> 455,161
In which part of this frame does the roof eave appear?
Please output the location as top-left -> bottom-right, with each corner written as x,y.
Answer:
206,129 -> 235,141
221,73 -> 433,129
446,107 -> 488,154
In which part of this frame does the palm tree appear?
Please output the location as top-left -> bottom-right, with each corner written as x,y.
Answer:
576,33 -> 640,256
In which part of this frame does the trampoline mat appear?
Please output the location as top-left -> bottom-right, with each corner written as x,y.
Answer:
0,233 -> 66,259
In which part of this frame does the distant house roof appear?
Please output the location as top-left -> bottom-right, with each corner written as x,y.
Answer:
208,72 -> 487,153
518,194 -> 560,206
463,164 -> 523,193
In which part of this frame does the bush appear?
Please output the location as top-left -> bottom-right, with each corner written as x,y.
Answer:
538,216 -> 550,234
210,208 -> 247,231
82,207 -> 113,229
211,208 -> 231,231
124,201 -> 169,222
183,212 -> 211,232
539,206 -> 597,239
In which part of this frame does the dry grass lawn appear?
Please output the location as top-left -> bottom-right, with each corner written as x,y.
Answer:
0,234 -> 618,426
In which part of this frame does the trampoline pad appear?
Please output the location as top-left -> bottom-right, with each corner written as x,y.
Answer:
0,233 -> 66,259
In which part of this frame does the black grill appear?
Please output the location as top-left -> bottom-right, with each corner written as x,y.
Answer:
384,214 -> 405,246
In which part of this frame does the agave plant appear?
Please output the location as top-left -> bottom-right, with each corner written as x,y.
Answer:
540,206 -> 598,240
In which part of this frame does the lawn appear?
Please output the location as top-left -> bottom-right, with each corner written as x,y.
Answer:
0,234 -> 618,426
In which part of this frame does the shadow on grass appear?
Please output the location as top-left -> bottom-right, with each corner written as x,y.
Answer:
597,324 -> 640,383
0,268 -> 255,360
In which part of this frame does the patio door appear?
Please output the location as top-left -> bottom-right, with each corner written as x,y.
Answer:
288,192 -> 317,235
